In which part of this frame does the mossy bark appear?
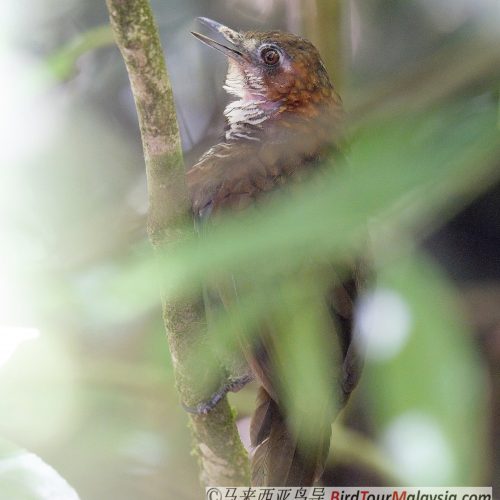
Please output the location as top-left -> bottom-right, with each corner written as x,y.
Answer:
105,0 -> 249,486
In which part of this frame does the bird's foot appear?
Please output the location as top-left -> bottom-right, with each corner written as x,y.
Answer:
182,374 -> 254,415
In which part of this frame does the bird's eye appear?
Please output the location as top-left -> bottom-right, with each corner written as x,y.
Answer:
261,47 -> 280,66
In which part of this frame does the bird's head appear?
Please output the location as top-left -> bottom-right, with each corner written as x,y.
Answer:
192,17 -> 339,121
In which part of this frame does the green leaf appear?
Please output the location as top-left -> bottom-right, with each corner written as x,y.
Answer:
153,100 -> 500,299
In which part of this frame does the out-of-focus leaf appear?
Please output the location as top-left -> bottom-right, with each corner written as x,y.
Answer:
107,99 -> 500,306
273,278 -> 340,445
0,438 -> 80,500
95,100 -> 499,436
362,254 -> 487,484
168,100 -> 498,291
47,25 -> 114,80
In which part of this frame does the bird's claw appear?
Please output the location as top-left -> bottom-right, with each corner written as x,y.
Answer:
182,374 -> 253,415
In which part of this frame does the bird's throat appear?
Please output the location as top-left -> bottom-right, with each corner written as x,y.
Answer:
224,97 -> 281,142
223,62 -> 280,141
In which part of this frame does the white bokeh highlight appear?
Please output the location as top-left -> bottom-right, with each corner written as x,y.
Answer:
0,327 -> 40,369
382,411 -> 455,484
355,288 -> 412,362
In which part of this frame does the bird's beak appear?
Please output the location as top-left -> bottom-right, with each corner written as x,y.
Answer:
191,17 -> 245,62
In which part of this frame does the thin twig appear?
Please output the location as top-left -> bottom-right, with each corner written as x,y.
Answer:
331,425 -> 402,484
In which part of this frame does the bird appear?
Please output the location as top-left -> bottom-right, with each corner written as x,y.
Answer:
187,17 -> 363,486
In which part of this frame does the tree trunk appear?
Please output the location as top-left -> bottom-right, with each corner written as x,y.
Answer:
105,0 -> 249,486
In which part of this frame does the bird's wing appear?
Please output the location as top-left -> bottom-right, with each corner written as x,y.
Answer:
188,141 -> 274,220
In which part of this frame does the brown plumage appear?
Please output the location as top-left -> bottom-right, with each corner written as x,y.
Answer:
188,18 -> 363,486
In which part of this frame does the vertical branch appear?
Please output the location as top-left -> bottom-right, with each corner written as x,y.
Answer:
300,0 -> 345,89
105,0 -> 249,486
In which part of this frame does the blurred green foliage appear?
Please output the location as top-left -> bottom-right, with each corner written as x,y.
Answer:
47,25 -> 114,80
154,96 -> 497,485
95,80 -> 499,487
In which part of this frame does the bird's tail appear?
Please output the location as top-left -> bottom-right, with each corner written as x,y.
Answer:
250,386 -> 332,486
